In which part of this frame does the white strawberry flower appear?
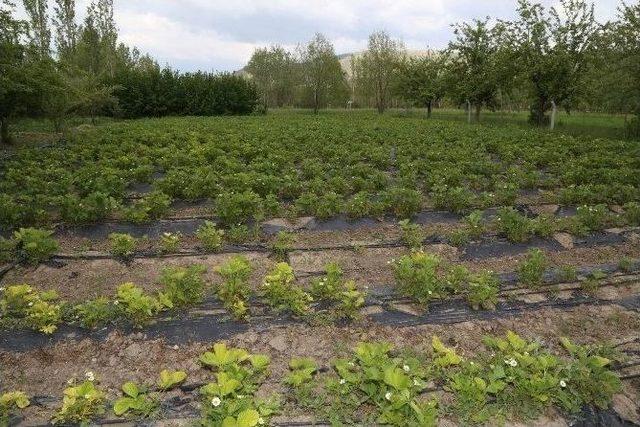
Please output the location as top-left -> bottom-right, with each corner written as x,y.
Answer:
385,392 -> 393,401
211,397 -> 221,407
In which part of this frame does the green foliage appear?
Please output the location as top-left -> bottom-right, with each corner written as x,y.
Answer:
215,256 -> 253,319
12,228 -> 58,264
108,233 -> 137,260
215,191 -> 263,226
559,265 -> 578,282
157,369 -> 187,391
0,391 -> 30,426
393,251 -> 445,304
269,231 -> 294,261
61,192 -> 118,224
517,249 -> 547,288
0,284 -> 62,334
284,358 -> 318,387
52,380 -> 106,425
74,297 -> 117,329
159,232 -> 181,254
431,185 -> 474,214
116,282 -> 161,328
382,187 -> 422,219
123,191 -> 172,224
113,382 -> 158,418
158,264 -> 207,307
0,237 -> 14,264
495,208 -> 533,243
466,271 -> 499,310
575,204 -> 610,232
196,221 -> 224,253
623,202 -> 640,226
398,220 -> 425,250
261,262 -> 312,316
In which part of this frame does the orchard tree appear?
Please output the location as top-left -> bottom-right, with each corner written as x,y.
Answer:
507,0 -> 599,125
246,45 -> 296,111
612,1 -> 640,134
396,53 -> 448,117
352,30 -> 405,114
446,18 -> 508,121
298,33 -> 346,113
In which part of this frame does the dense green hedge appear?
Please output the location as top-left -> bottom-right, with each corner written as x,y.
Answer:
111,68 -> 259,118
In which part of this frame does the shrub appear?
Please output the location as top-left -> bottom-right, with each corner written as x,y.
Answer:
261,263 -> 312,315
108,233 -> 137,260
517,249 -> 547,288
159,264 -> 207,307
13,228 -> 58,264
215,191 -> 263,225
196,221 -> 224,252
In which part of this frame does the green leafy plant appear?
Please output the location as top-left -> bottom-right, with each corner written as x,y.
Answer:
13,228 -> 58,265
269,231 -> 294,261
517,249 -> 547,288
113,382 -> 158,418
623,201 -> 640,226
0,391 -> 30,425
52,380 -> 106,425
215,256 -> 253,319
158,369 -> 187,391
0,237 -> 15,264
495,208 -> 532,243
393,251 -> 446,304
0,284 -> 62,334
159,232 -> 181,254
335,280 -> 366,321
431,185 -> 474,214
382,187 -> 422,219
108,233 -> 137,260
559,265 -> 578,282
261,263 -> 312,316
310,262 -> 344,300
575,204 -> 610,232
284,357 -> 318,387
123,191 -> 172,224
466,271 -> 499,310
74,297 -> 118,329
159,264 -> 207,307
116,283 -> 162,327
398,219 -> 425,249
196,221 -> 225,252
618,257 -> 634,273
215,191 -> 264,225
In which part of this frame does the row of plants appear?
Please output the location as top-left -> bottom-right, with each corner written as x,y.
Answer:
0,258 -> 366,333
1,332 -> 625,426
2,114 -> 639,230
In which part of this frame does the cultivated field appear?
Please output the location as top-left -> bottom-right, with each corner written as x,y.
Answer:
1,111 -> 639,426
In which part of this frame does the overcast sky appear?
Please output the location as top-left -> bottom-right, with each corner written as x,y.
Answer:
19,0 -> 622,72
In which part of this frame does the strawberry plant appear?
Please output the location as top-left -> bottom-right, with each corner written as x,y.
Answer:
261,263 -> 312,316
0,391 -> 30,425
158,369 -> 187,391
398,219 -> 425,250
0,285 -> 62,334
123,191 -> 171,224
269,231 -> 294,261
116,283 -> 163,328
113,382 -> 158,418
215,256 -> 253,319
517,249 -> 547,288
215,191 -> 263,225
108,233 -> 137,260
623,201 -> 640,225
382,187 -> 422,219
575,204 -> 610,232
431,185 -> 474,214
158,231 -> 182,253
13,228 -> 58,265
52,380 -> 106,425
74,297 -> 118,329
495,208 -> 532,243
466,271 -> 499,310
393,251 -> 446,304
196,221 -> 224,252
159,264 -> 207,307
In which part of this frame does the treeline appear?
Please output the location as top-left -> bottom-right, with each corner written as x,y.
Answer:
246,0 -> 640,135
0,0 -> 258,145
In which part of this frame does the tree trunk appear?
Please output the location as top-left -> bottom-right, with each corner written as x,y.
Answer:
474,104 -> 481,122
313,89 -> 319,114
0,117 -> 11,145
427,100 -> 432,118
